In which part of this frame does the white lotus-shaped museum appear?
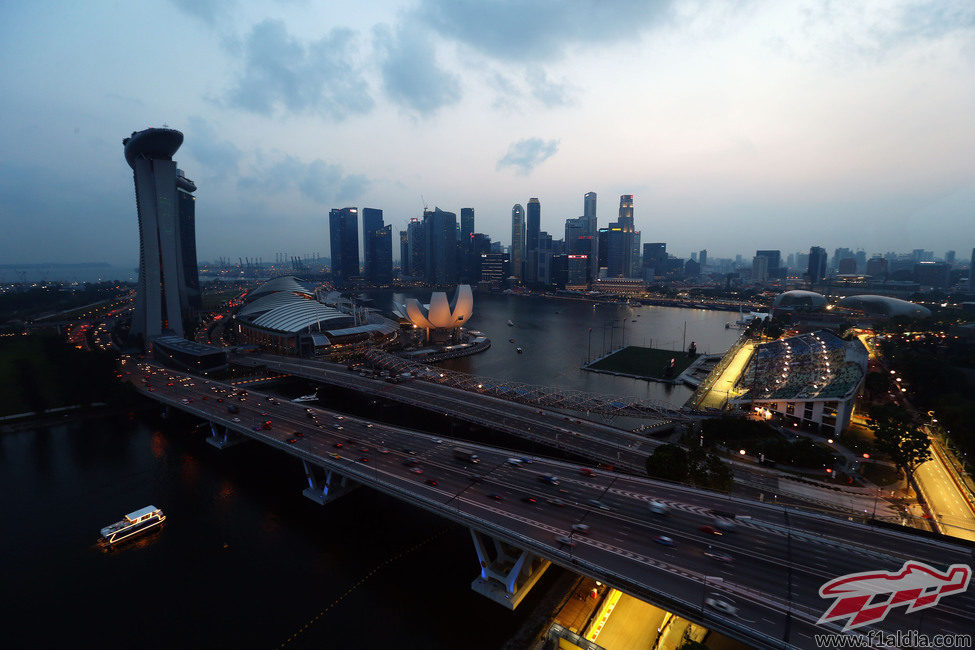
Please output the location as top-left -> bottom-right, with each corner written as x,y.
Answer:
393,285 -> 473,331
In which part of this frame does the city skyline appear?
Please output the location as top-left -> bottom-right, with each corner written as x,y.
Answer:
2,1 -> 974,266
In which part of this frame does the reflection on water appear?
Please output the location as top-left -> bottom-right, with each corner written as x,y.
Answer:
95,526 -> 164,554
2,417 -> 538,649
376,291 -> 742,406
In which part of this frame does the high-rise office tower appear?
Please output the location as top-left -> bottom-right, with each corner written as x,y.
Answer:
699,250 -> 708,268
617,195 -> 635,277
362,208 -> 384,279
460,208 -> 475,280
526,198 -> 541,283
597,226 -> 610,271
945,250 -> 956,266
511,204 -> 525,281
423,207 -> 458,285
407,218 -> 425,278
755,250 -> 781,279
536,232 -> 553,285
752,255 -> 769,282
643,243 -> 667,280
807,246 -> 827,284
329,207 -> 360,286
631,231 -> 641,277
583,191 -> 598,280
366,225 -> 393,284
399,230 -> 410,275
607,222 -> 626,277
460,208 -> 474,245
124,127 -> 200,345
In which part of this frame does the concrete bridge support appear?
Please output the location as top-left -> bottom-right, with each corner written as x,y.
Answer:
205,422 -> 245,449
469,529 -> 551,609
301,460 -> 359,505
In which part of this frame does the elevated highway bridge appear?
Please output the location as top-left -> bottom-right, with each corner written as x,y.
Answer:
127,360 -> 975,649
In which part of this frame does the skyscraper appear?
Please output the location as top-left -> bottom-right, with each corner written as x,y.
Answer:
399,230 -> 409,276
510,204 -> 525,281
607,222 -> 626,277
407,218 -> 425,278
329,207 -> 360,286
526,198 -> 541,283
755,250 -> 781,279
423,207 -> 458,285
699,250 -> 708,268
366,225 -> 393,284
617,195 -> 635,277
124,127 -> 200,345
807,246 -> 827,284
460,208 -> 475,280
643,243 -> 667,280
584,191 -> 598,280
361,208 -> 384,279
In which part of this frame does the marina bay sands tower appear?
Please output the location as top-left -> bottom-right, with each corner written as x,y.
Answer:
123,127 -> 200,346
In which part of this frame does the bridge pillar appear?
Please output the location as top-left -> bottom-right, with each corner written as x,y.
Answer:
301,459 -> 359,505
469,529 -> 551,610
205,422 -> 245,449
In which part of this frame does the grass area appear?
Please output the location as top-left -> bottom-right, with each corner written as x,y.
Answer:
588,346 -> 696,380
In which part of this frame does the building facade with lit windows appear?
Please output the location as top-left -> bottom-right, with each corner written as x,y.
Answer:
730,330 -> 867,435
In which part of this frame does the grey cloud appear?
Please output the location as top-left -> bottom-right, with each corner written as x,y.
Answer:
497,138 -> 559,175
418,0 -> 674,63
239,155 -> 369,205
526,67 -> 574,107
183,117 -> 242,180
226,20 -> 373,120
168,0 -> 233,25
374,23 -> 462,115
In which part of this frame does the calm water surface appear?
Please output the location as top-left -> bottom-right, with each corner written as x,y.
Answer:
1,296 -> 740,648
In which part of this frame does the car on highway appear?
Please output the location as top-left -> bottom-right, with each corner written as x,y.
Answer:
704,547 -> 733,562
712,518 -> 737,531
587,499 -> 610,511
358,456 -> 369,463
432,438 -> 443,443
487,493 -> 503,501
648,501 -> 669,515
377,447 -> 389,454
293,432 -> 304,438
546,498 -> 565,507
654,535 -> 675,547
328,452 -> 340,459
522,496 -> 537,504
699,525 -> 723,536
555,535 -> 576,548
705,597 -> 738,616
403,448 -> 417,455
409,466 -> 423,474
261,421 -> 272,430
403,458 -> 419,467
539,475 -> 559,486
424,478 -> 438,486
571,524 -> 590,534
286,438 -> 298,444
579,467 -> 595,477
333,442 -> 343,448
332,425 -> 344,430
232,417 -> 241,423
507,458 -> 523,466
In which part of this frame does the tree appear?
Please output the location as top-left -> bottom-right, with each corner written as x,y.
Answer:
688,446 -> 734,493
646,444 -> 689,482
869,404 -> 931,493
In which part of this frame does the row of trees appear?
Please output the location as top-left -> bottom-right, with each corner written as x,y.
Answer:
645,444 -> 734,493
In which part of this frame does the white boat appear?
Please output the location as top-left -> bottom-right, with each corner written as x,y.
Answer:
516,347 -> 523,354
507,320 -> 514,327
292,393 -> 318,403
100,506 -> 166,544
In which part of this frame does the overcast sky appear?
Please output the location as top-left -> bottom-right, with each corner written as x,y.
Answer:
1,0 -> 973,267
